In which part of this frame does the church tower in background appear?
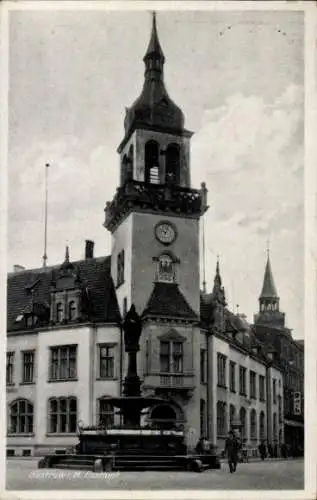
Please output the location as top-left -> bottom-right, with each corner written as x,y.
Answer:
254,250 -> 286,327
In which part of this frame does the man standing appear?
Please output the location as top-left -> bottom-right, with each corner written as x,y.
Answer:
259,440 -> 267,461
225,431 -> 241,473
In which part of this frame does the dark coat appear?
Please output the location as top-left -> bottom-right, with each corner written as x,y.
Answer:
225,436 -> 241,460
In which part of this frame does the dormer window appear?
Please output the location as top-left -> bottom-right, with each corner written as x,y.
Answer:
68,301 -> 76,321
56,303 -> 64,323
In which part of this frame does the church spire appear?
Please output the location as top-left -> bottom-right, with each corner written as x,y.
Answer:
213,255 -> 222,291
212,256 -> 226,305
259,251 -> 278,299
254,247 -> 285,327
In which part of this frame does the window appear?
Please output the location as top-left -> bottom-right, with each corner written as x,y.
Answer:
117,250 -> 125,287
200,399 -> 206,438
200,349 -> 206,383
165,143 -> 180,185
97,399 -> 114,428
259,375 -> 266,401
229,404 -> 235,431
49,345 -> 77,381
56,302 -> 64,323
68,301 -> 76,321
160,341 -> 170,373
239,366 -> 247,395
145,140 -> 160,184
250,371 -> 256,399
6,352 -> 15,385
239,407 -> 246,440
172,342 -> 183,373
278,395 -> 282,423
160,341 -> 183,373
273,379 -> 277,404
9,399 -> 33,434
217,401 -> 227,437
22,350 -> 35,383
122,145 -> 134,183
259,411 -> 266,440
217,353 -> 227,388
273,412 -> 277,441
48,397 -> 77,433
229,361 -> 236,392
157,254 -> 175,283
250,409 -> 257,440
123,297 -> 128,318
99,345 -> 115,379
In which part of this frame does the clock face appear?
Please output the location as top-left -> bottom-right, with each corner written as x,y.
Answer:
155,222 -> 176,245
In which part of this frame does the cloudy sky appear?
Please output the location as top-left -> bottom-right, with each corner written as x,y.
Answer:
8,8 -> 304,338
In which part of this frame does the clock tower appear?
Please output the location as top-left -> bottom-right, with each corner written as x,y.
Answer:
104,13 -> 208,442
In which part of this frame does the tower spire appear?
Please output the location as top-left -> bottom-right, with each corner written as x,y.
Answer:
260,250 -> 278,299
254,246 -> 285,327
143,12 -> 165,65
212,256 -> 226,305
121,11 -> 186,147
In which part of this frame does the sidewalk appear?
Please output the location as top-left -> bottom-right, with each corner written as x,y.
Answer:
220,456 -> 302,464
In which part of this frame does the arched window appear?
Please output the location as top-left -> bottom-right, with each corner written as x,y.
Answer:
68,301 -> 76,321
250,409 -> 257,440
229,404 -> 235,431
165,143 -> 180,185
217,401 -> 227,437
157,254 -> 175,283
200,399 -> 206,438
48,397 -> 77,434
128,144 -> 134,174
9,399 -> 34,434
97,398 -> 114,428
240,407 -> 246,440
273,412 -> 277,441
56,302 -> 64,323
145,140 -> 160,184
259,411 -> 265,440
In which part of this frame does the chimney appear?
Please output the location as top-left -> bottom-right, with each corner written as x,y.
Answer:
13,265 -> 25,273
85,240 -> 94,259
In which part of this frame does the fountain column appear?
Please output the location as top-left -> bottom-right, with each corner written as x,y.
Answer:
122,305 -> 143,426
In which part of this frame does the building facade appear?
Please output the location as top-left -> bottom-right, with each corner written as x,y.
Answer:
7,14 -> 287,457
253,252 -> 304,455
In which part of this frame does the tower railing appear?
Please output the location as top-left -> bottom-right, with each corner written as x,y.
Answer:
104,180 -> 208,231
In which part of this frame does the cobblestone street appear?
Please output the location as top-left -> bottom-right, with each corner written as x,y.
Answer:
6,458 -> 304,491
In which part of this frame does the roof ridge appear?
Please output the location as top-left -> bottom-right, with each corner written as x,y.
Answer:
8,255 -> 110,277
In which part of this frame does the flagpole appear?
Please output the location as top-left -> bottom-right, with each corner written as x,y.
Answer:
43,163 -> 49,268
202,213 -> 206,293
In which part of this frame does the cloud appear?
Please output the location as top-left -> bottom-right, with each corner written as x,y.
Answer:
8,138 -> 118,266
194,84 -> 304,334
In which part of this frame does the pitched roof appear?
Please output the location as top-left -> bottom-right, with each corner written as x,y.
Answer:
260,255 -> 278,299
7,256 -> 121,332
142,282 -> 198,320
